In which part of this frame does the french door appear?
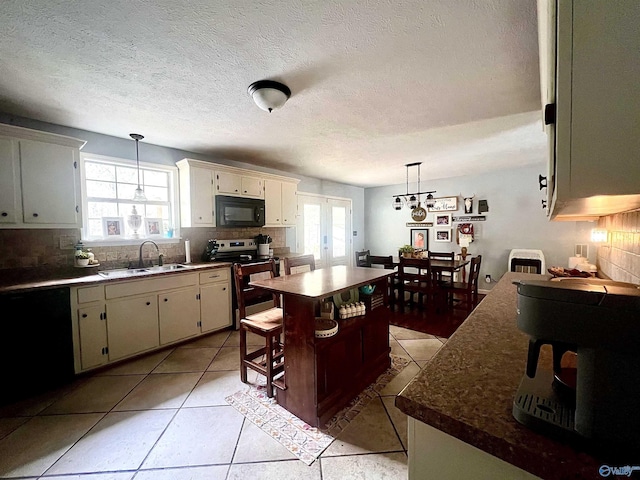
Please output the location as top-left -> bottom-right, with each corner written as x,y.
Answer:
296,193 -> 352,269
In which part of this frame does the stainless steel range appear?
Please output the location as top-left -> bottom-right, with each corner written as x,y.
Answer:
202,238 -> 259,263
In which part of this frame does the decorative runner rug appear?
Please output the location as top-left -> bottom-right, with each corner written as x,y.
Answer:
225,354 -> 411,465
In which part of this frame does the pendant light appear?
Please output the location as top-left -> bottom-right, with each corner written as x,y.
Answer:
391,163 -> 436,211
130,133 -> 146,202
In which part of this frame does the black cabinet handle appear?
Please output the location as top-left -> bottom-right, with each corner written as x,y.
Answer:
164,298 -> 168,302
146,301 -> 151,306
82,313 -> 87,318
223,287 -> 226,291
544,103 -> 556,125
538,175 -> 547,190
1,212 -> 7,217
541,199 -> 547,209
32,213 -> 39,217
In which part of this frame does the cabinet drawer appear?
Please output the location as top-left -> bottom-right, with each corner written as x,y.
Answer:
199,268 -> 230,284
77,286 -> 104,304
105,273 -> 198,299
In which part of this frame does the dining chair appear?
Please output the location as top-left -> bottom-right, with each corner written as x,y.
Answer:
443,255 -> 482,312
355,250 -> 371,267
283,254 -> 316,275
233,259 -> 284,398
368,254 -> 398,304
397,257 -> 436,309
428,251 -> 456,285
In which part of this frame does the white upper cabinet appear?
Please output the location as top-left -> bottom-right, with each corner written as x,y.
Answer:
177,160 -> 215,227
178,158 -> 298,227
0,124 -> 85,228
265,179 -> 297,226
215,171 -> 264,198
538,0 -> 640,220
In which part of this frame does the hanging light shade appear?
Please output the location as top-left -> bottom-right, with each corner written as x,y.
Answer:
248,80 -> 291,112
130,133 -> 147,202
391,163 -> 436,212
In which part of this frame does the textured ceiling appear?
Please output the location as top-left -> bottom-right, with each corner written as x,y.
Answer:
0,0 -> 543,188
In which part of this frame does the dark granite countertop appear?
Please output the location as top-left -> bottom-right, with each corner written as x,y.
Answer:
0,262 -> 232,294
395,272 -> 617,480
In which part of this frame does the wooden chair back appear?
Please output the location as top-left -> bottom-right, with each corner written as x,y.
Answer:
428,251 -> 455,261
283,254 -> 316,275
467,255 -> 482,294
369,255 -> 395,269
233,260 -> 280,319
398,257 -> 434,296
355,250 -> 371,267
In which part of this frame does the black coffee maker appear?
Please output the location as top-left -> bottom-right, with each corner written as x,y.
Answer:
201,239 -> 219,261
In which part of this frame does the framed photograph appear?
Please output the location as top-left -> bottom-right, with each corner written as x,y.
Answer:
145,218 -> 163,237
434,228 -> 451,243
102,217 -> 124,238
435,213 -> 452,227
410,229 -> 428,250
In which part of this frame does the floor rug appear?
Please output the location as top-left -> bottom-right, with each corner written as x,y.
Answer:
225,354 -> 411,465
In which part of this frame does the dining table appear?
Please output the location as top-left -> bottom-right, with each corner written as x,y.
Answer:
393,256 -> 471,279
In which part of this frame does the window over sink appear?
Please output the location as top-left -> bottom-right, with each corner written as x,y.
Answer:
79,153 -> 180,245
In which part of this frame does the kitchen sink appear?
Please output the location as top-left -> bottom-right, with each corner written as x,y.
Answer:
97,264 -> 191,278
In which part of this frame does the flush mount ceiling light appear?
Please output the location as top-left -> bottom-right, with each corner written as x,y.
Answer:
391,162 -> 436,213
248,80 -> 291,113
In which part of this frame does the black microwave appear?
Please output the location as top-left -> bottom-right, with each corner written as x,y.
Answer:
216,195 -> 265,227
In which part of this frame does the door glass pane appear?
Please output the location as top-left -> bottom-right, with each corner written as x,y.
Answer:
303,204 -> 322,260
332,206 -> 346,257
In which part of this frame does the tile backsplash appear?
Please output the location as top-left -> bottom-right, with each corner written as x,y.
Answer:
0,227 -> 289,271
597,210 -> 640,284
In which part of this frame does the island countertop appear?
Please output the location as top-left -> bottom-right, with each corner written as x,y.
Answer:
249,265 -> 395,299
395,272 -> 610,480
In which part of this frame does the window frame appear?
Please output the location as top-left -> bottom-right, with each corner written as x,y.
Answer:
79,152 -> 181,246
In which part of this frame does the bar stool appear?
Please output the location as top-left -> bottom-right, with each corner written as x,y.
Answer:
233,259 -> 284,398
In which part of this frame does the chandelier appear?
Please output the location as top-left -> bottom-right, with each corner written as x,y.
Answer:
392,162 -> 436,212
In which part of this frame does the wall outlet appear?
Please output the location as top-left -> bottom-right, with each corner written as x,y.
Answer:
485,274 -> 492,283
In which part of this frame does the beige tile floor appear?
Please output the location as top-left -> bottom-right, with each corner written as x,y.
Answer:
0,326 -> 445,480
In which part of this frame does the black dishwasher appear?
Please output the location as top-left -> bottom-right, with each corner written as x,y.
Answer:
0,287 -> 75,406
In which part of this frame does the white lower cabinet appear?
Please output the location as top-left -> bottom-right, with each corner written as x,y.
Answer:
70,267 -> 232,373
106,295 -> 159,361
77,305 -> 108,370
159,286 -> 200,344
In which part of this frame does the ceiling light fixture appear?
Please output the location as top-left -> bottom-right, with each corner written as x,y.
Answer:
130,133 -> 146,202
248,80 -> 291,113
392,163 -> 436,214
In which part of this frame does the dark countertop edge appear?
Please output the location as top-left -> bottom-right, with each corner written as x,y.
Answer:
395,272 -> 605,480
0,262 -> 233,294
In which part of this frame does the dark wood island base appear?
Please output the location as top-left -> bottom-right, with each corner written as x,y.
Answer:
250,266 -> 395,427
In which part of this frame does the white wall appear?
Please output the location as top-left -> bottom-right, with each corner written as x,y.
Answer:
364,163 -> 596,289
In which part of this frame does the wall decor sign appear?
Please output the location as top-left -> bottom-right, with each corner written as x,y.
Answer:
452,215 -> 486,222
406,222 -> 433,227
434,228 -> 451,242
410,206 -> 427,222
428,196 -> 458,212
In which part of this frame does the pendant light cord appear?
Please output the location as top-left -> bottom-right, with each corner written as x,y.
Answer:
136,139 -> 141,189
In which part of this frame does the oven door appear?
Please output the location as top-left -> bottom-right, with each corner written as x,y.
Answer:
216,196 -> 265,227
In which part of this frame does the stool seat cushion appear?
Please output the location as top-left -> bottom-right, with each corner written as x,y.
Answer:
242,307 -> 283,332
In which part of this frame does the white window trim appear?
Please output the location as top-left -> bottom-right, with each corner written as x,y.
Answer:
79,152 -> 181,246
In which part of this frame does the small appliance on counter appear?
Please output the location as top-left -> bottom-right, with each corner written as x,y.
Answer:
513,278 -> 640,451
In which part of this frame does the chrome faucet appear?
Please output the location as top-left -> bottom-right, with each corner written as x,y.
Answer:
138,240 -> 163,268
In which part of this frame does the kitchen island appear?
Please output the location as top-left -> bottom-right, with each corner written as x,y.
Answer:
395,272 -> 615,479
250,265 -> 395,427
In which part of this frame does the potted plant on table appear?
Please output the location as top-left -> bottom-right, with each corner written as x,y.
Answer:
75,251 -> 90,266
399,245 -> 415,258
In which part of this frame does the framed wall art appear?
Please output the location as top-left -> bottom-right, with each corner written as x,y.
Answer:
102,217 -> 124,238
145,218 -> 163,237
435,213 -> 452,227
410,228 -> 428,250
434,228 -> 451,243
